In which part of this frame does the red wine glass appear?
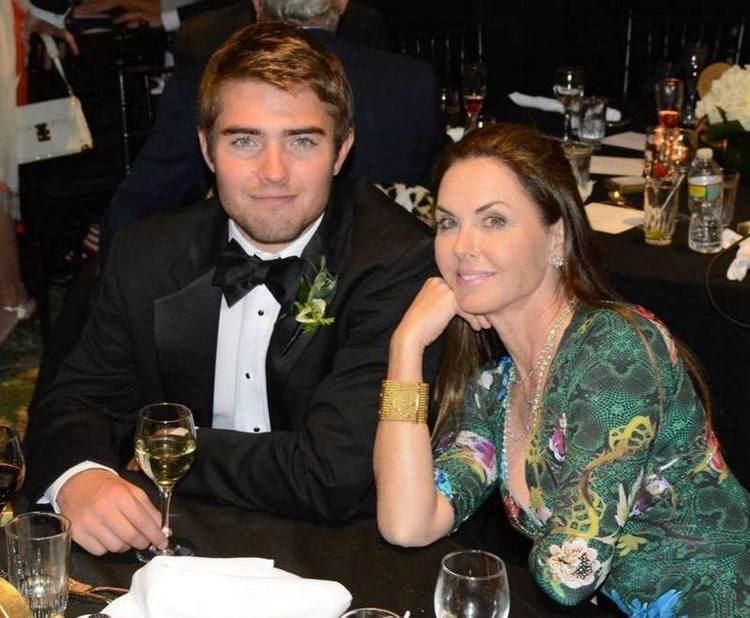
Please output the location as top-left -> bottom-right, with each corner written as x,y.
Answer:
0,426 -> 25,517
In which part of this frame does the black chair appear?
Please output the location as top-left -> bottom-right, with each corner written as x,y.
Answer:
622,11 -> 748,102
397,26 -> 483,90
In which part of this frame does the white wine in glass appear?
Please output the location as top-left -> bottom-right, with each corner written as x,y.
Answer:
135,402 -> 197,562
553,66 -> 584,140
434,550 -> 510,618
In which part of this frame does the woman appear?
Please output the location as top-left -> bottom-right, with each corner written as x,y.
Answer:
374,124 -> 750,616
1,0 -> 75,343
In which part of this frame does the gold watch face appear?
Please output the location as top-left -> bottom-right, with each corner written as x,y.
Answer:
0,578 -> 32,618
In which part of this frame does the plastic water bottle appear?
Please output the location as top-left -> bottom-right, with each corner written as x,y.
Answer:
687,148 -> 723,253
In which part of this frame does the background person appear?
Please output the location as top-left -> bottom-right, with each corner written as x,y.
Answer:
373,124 -> 750,616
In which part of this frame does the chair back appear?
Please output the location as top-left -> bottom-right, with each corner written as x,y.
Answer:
397,26 -> 483,90
622,11 -> 748,100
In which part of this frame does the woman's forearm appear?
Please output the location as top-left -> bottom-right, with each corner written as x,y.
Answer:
373,334 -> 454,547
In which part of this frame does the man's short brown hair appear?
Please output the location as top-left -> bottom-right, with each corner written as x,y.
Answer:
198,21 -> 354,150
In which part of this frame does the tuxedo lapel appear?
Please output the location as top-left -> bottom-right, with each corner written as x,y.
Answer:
265,179 -> 356,429
154,202 -> 227,427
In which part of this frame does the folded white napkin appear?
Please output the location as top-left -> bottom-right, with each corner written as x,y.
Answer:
86,556 -> 351,618
723,229 -> 750,281
508,92 -> 622,122
585,202 -> 643,234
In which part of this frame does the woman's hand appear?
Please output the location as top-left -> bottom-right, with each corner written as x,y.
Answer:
393,277 -> 491,351
23,14 -> 79,57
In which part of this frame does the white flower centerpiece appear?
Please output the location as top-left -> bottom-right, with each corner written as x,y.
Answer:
695,64 -> 750,178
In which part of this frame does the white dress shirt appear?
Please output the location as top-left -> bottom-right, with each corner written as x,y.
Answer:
43,215 -> 322,507
212,217 -> 322,432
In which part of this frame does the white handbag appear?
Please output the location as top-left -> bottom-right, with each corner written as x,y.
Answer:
16,34 -> 93,164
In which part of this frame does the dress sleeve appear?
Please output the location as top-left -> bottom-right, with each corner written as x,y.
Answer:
528,311 -> 674,606
433,364 -> 507,530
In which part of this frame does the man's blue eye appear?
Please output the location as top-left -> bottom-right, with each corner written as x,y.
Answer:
292,136 -> 317,148
231,136 -> 256,148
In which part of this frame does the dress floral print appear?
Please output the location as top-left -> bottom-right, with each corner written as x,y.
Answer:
433,305 -> 750,617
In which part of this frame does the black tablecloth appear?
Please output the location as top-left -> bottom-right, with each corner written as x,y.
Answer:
58,492 -> 618,617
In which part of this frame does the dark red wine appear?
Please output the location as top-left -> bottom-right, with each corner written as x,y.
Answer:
0,463 -> 24,508
658,110 -> 680,128
464,94 -> 485,117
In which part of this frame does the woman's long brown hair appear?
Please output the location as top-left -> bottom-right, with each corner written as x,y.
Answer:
430,124 -> 712,439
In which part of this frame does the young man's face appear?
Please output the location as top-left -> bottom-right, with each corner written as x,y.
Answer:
200,79 -> 353,252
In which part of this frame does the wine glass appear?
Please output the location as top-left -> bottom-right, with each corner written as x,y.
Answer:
553,66 -> 584,140
0,426 -> 25,520
134,403 -> 197,562
434,550 -> 510,618
462,62 -> 487,130
655,77 -> 684,128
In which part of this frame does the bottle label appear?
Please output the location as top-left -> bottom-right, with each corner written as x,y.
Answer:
688,175 -> 722,201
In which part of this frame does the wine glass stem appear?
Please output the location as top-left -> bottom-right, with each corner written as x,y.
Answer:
159,487 -> 174,538
563,109 -> 572,140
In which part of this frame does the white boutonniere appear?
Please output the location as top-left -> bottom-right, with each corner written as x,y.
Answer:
294,257 -> 337,335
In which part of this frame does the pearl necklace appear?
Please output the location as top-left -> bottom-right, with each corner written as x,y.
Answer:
504,300 -> 576,443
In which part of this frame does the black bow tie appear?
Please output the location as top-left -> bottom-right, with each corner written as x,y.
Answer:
213,240 -> 303,308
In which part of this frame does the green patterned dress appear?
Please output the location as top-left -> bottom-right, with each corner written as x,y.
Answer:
433,304 -> 750,617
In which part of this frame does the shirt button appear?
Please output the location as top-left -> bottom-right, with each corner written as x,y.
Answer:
258,309 -> 264,316
253,427 -> 260,433
244,372 -> 251,380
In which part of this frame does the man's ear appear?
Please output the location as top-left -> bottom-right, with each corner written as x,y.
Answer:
198,129 -> 215,173
333,129 -> 354,176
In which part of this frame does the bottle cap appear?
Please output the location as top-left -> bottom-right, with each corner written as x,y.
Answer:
696,147 -> 713,160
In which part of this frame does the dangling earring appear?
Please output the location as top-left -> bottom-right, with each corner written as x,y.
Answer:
549,254 -> 564,269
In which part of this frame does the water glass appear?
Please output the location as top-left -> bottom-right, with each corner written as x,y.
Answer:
722,169 -> 741,227
5,512 -> 71,618
577,96 -> 607,145
340,609 -> 400,617
561,141 -> 594,194
434,550 -> 510,618
643,177 -> 681,246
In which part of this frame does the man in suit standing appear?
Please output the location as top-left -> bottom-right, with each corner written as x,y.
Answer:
24,22 -> 437,556
99,0 -> 441,260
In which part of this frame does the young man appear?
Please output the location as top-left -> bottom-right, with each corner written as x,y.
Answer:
24,22 -> 436,556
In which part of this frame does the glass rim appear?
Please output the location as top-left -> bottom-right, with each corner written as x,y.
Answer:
440,549 -> 507,581
5,511 -> 71,540
138,402 -> 193,421
340,609 -> 400,617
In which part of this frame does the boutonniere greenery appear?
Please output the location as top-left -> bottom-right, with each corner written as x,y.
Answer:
294,257 -> 337,335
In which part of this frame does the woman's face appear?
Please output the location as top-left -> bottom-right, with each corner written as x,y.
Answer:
434,157 -> 564,320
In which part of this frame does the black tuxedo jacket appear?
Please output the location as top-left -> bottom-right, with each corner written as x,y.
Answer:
101,28 -> 442,259
25,179 -> 437,522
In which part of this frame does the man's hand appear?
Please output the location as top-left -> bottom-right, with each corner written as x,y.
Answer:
56,469 -> 166,556
23,14 -> 79,56
74,0 -> 163,29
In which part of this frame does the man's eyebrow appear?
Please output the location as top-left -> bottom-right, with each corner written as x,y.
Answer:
219,126 -> 261,136
284,127 -> 327,137
217,127 -> 327,137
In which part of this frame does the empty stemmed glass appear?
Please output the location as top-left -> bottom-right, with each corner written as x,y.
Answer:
0,426 -> 25,520
553,66 -> 584,140
434,549 -> 510,618
462,62 -> 487,130
134,403 -> 197,562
